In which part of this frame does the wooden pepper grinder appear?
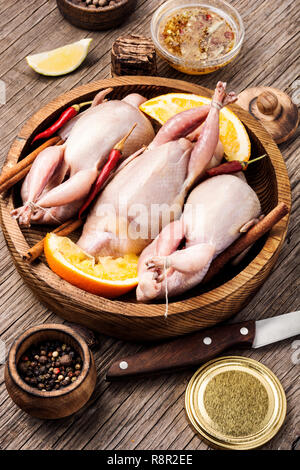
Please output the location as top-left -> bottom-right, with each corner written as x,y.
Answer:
237,87 -> 299,143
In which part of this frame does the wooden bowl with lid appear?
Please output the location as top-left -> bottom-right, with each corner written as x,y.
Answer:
5,324 -> 97,419
56,0 -> 137,30
0,77 -> 291,342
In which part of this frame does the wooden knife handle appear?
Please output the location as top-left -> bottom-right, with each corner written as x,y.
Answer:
106,320 -> 255,381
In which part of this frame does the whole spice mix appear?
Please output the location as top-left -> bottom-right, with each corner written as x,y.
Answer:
82,0 -> 123,7
18,340 -> 82,391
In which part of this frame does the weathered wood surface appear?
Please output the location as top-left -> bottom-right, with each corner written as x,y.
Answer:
0,0 -> 299,450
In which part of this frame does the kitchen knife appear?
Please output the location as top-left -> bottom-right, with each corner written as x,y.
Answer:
106,311 -> 300,381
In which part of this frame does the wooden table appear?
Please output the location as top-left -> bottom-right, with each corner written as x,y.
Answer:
0,0 -> 299,451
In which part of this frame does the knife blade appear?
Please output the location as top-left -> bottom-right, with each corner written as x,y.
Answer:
106,311 -> 300,381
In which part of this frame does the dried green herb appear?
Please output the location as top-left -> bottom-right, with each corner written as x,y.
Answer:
203,370 -> 269,437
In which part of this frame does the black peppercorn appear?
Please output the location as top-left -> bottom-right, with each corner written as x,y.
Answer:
18,362 -> 29,375
39,356 -> 47,364
59,354 -> 72,367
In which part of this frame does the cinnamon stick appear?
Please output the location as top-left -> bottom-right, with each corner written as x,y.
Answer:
23,218 -> 83,262
0,136 -> 63,194
202,202 -> 289,284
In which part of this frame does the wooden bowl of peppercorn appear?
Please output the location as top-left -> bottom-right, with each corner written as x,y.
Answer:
56,0 -> 137,31
5,323 -> 97,419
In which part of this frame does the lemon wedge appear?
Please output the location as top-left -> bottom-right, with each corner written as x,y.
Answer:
140,93 -> 251,162
26,38 -> 93,77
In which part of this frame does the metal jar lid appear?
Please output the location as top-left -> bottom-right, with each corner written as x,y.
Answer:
185,356 -> 286,450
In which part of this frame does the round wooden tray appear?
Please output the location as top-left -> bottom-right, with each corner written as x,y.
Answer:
0,77 -> 291,341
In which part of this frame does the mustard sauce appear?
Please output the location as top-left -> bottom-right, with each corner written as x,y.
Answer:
159,7 -> 235,62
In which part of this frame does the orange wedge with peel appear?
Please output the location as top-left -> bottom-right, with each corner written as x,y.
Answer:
44,233 -> 138,298
140,93 -> 251,163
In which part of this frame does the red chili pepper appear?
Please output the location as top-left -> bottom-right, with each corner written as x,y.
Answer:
206,154 -> 267,178
32,101 -> 93,144
206,160 -> 243,177
78,124 -> 137,220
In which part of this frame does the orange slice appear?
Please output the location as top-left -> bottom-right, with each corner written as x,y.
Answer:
140,93 -> 251,162
44,233 -> 138,298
